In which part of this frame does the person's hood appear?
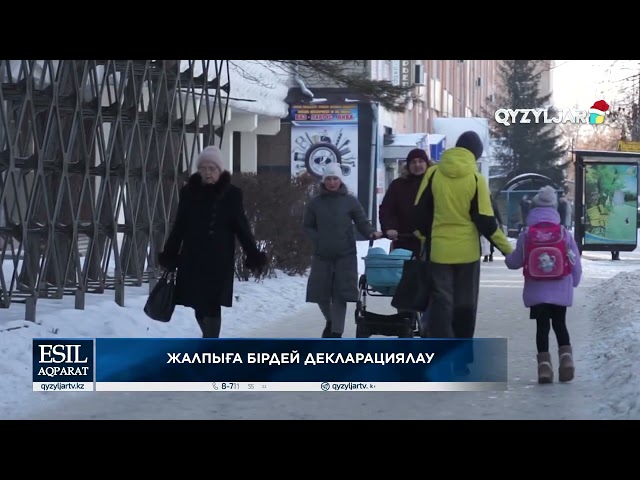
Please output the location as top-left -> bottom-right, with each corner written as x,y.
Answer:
526,207 -> 561,226
436,147 -> 478,178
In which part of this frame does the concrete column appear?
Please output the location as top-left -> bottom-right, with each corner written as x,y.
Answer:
229,113 -> 258,132
240,132 -> 258,173
221,113 -> 258,173
254,116 -> 281,135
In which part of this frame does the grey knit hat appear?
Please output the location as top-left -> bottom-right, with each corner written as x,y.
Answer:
532,185 -> 559,208
196,145 -> 225,172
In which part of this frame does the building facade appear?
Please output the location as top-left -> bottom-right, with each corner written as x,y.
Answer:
0,60 -> 290,319
0,59 -> 512,317
370,60 -> 499,135
220,61 -> 290,174
254,60 -> 502,229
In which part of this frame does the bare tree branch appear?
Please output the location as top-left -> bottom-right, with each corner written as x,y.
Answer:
589,61 -> 640,141
578,126 -> 623,150
229,61 -> 282,90
233,60 -> 414,112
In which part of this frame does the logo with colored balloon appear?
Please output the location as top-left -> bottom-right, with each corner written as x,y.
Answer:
588,100 -> 609,125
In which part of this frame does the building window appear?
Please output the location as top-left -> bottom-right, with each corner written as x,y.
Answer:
382,60 -> 391,81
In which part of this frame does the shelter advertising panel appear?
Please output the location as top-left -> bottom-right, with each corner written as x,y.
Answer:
584,162 -> 638,247
290,104 -> 359,196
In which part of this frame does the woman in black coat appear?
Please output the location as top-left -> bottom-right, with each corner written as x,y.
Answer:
158,146 -> 267,338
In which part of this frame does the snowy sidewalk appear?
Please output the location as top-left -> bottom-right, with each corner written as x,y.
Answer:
3,237 -> 640,420
17,260 -> 620,420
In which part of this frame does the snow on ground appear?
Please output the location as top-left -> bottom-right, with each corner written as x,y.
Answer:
1,236 -> 640,418
0,239 -> 390,415
585,269 -> 640,418
0,267 -> 306,415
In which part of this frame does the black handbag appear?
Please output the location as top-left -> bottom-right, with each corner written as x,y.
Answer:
391,253 -> 430,312
144,270 -> 176,322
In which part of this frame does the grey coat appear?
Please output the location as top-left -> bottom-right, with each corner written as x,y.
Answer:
304,184 -> 375,303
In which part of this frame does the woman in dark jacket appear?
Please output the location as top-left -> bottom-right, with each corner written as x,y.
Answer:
158,146 -> 267,338
304,162 -> 382,338
378,148 -> 432,256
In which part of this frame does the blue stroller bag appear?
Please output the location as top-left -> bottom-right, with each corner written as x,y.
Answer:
363,247 -> 413,296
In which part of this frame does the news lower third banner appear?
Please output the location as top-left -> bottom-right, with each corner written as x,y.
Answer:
33,338 -> 508,392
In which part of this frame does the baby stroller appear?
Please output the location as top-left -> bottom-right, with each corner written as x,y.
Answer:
355,234 -> 422,338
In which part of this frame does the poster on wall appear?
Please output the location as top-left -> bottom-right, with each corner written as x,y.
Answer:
290,104 -> 359,196
584,162 -> 638,246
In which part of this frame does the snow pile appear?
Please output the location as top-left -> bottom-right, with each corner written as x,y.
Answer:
588,270 -> 640,418
227,61 -> 290,118
0,268 -> 309,418
178,60 -> 291,119
0,238 -> 389,418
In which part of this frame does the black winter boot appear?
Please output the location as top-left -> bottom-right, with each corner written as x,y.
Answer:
199,316 -> 222,338
321,322 -> 332,338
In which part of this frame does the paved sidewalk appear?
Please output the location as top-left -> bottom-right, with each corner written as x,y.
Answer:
19,258 -> 608,420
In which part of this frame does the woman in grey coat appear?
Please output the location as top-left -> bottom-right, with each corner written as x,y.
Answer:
303,163 -> 382,338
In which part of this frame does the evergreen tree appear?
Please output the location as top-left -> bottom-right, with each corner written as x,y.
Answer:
486,60 -> 569,189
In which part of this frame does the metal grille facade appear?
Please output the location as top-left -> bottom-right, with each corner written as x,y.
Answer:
0,60 -> 231,320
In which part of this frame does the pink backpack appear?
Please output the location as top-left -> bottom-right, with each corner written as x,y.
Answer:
523,222 -> 572,280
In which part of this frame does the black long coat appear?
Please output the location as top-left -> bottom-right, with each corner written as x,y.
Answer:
162,171 -> 260,311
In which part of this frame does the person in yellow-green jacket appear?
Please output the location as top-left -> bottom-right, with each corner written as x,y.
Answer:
413,131 -> 513,373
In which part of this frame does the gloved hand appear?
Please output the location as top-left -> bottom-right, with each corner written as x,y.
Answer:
385,229 -> 398,240
158,251 -> 179,271
244,250 -> 268,274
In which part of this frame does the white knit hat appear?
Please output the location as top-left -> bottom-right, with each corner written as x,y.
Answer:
322,162 -> 343,180
196,145 -> 224,172
532,185 -> 558,208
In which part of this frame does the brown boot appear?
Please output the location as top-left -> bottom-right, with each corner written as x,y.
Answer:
558,345 -> 575,382
537,352 -> 553,384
